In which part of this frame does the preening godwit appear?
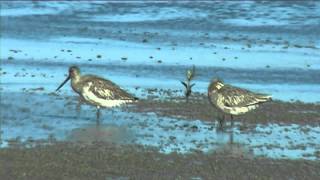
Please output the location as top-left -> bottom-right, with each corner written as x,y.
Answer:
208,79 -> 271,127
56,66 -> 138,125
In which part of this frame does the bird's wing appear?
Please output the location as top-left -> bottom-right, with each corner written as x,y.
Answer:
82,76 -> 136,100
219,84 -> 271,107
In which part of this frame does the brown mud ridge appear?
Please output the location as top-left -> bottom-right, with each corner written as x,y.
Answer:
130,93 -> 320,126
0,142 -> 319,180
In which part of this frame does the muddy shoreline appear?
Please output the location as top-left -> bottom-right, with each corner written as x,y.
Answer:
1,142 -> 319,180
130,92 -> 320,126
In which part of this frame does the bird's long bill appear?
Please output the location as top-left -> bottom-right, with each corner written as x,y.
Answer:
55,76 -> 70,91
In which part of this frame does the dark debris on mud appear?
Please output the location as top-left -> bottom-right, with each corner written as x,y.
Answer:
130,93 -> 320,126
0,142 -> 319,180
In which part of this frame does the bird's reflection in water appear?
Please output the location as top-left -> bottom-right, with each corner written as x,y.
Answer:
213,126 -> 253,158
67,124 -> 135,144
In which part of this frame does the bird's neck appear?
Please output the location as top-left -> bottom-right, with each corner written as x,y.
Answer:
71,74 -> 81,83
71,75 -> 81,92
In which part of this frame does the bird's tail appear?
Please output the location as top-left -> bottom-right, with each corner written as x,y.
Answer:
131,97 -> 139,102
256,94 -> 272,102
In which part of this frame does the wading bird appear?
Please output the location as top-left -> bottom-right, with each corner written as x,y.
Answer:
208,79 -> 271,128
56,66 -> 138,125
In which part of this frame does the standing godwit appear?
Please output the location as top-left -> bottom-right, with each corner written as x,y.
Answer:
208,79 -> 271,128
56,66 -> 138,125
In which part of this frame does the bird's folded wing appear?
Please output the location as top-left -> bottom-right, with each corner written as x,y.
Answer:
220,85 -> 270,107
85,78 -> 135,100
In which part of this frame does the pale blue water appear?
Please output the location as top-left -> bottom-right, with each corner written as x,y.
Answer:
1,1 -> 319,102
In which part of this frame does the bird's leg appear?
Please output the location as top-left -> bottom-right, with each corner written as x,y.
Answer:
218,114 -> 225,130
229,115 -> 234,149
230,115 -> 234,127
76,97 -> 83,117
229,127 -> 234,145
96,106 -> 101,126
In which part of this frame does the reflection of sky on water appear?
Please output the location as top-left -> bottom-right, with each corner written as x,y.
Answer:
1,38 -> 319,69
1,37 -> 319,103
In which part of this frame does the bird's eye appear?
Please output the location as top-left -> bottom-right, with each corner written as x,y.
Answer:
69,69 -> 75,75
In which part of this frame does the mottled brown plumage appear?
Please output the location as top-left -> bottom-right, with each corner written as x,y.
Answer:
75,75 -> 136,104
208,79 -> 271,127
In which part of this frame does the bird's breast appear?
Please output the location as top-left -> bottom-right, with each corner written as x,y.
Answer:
71,81 -> 82,94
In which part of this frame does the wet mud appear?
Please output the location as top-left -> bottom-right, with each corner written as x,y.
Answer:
1,142 -> 319,180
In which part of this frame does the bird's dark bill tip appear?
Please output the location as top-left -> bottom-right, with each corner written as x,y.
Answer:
56,76 -> 70,91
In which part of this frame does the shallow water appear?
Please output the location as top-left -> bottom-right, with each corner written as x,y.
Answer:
1,58 -> 320,103
1,92 -> 319,160
1,1 -> 320,65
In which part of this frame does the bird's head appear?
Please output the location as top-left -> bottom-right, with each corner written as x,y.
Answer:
209,78 -> 224,92
56,66 -> 80,91
69,66 -> 80,79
